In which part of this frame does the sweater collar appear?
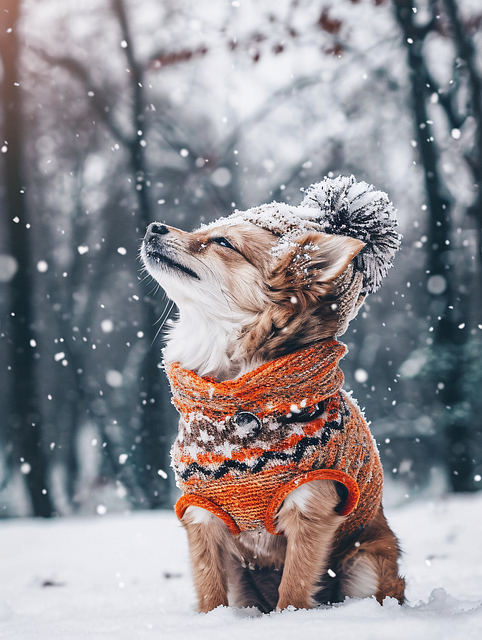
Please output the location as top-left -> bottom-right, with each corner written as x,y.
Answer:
165,340 -> 347,424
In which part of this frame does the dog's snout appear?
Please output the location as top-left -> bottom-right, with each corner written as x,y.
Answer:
145,223 -> 169,241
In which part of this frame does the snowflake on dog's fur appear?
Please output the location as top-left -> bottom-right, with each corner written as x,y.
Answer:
288,243 -> 320,282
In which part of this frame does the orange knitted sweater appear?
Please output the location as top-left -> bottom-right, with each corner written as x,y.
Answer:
166,340 -> 383,537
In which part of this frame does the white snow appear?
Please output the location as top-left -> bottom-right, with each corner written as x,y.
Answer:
1,494 -> 482,639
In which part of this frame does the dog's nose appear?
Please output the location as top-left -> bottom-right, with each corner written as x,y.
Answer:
144,223 -> 169,241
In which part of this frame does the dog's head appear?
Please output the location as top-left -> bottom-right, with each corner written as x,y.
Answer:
141,176 -> 400,378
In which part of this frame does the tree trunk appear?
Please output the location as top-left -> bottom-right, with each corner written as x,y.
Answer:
393,0 -> 473,491
112,0 -> 177,507
0,0 -> 55,516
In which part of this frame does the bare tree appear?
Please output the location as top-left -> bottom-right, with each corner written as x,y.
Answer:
394,0 -> 481,491
0,0 -> 54,516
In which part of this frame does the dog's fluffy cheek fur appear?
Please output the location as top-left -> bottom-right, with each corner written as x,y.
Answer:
160,260 -> 271,378
237,234 -> 365,362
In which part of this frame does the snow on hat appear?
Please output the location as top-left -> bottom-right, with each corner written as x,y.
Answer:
226,175 -> 401,293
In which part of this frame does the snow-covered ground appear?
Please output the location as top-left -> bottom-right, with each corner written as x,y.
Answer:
1,493 -> 482,639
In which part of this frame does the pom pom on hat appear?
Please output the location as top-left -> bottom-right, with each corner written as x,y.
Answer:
226,175 -> 401,294
300,175 -> 401,293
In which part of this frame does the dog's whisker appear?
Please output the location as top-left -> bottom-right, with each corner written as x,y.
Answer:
152,300 -> 175,345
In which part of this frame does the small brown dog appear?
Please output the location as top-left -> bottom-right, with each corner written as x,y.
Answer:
141,176 -> 404,612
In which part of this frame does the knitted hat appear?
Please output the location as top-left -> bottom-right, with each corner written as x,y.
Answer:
223,175 -> 401,293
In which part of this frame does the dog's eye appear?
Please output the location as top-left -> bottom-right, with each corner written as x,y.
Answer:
212,237 -> 236,251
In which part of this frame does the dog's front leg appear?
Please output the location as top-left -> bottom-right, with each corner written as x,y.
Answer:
182,506 -> 232,612
275,480 -> 343,610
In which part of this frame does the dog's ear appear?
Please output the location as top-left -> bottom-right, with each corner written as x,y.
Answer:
301,232 -> 365,283
269,232 -> 365,298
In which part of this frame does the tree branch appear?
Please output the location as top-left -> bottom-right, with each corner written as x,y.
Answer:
30,47 -> 132,145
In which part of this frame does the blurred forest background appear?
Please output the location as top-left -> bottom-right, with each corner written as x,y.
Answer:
0,0 -> 481,518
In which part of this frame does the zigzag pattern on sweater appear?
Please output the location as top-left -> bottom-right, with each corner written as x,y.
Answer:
175,393 -> 349,482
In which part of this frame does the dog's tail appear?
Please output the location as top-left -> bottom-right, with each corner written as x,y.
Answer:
300,176 -> 401,293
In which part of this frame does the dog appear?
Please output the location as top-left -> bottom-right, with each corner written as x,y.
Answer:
141,176 -> 405,613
